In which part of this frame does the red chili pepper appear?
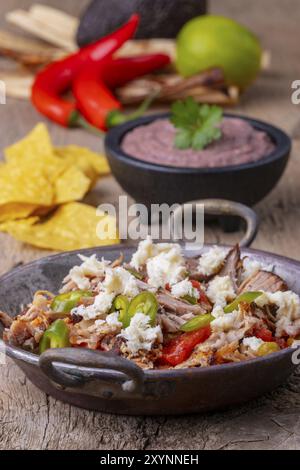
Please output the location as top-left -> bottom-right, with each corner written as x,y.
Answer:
31,14 -> 139,128
102,53 -> 170,89
160,325 -> 211,367
73,63 -> 121,130
73,53 -> 170,130
254,327 -> 274,342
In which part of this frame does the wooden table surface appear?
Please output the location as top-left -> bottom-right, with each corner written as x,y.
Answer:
1,0 -> 300,450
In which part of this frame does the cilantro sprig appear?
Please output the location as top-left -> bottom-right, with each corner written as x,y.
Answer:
170,97 -> 223,151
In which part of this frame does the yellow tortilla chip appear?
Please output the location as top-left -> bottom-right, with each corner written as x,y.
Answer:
55,145 -> 110,186
5,123 -> 70,184
5,123 -> 53,162
54,166 -> 91,204
0,202 -> 119,251
0,161 -> 53,207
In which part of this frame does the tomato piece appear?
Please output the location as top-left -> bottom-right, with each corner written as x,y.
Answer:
160,325 -> 211,366
254,327 -> 274,342
275,337 -> 287,349
190,280 -> 201,290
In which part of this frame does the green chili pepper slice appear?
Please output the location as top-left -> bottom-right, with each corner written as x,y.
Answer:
51,290 -> 92,313
125,267 -> 143,280
125,292 -> 158,328
180,313 -> 214,332
112,294 -> 130,326
224,291 -> 262,313
39,319 -> 70,354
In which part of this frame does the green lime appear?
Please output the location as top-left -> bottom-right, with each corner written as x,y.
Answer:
176,15 -> 262,89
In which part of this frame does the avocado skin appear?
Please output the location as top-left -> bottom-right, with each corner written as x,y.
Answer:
77,0 -> 207,47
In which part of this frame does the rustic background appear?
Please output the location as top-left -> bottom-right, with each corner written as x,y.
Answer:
0,0 -> 300,450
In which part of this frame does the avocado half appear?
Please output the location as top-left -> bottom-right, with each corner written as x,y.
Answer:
77,0 -> 207,47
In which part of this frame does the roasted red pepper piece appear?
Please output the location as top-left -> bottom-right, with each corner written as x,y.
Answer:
31,14 -> 139,127
160,325 -> 211,367
255,327 -> 287,349
275,337 -> 287,349
190,279 -> 211,306
254,327 -> 274,342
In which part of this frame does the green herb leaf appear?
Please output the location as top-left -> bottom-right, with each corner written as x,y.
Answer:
170,98 -> 223,151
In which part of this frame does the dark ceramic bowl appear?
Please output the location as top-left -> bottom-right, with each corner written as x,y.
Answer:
105,113 -> 291,208
1,240 -> 300,415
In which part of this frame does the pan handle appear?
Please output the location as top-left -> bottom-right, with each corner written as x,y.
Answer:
39,348 -> 144,395
171,198 -> 259,247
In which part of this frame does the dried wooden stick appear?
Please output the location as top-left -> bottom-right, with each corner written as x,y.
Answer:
0,68 -> 34,99
29,4 -> 79,38
117,68 -> 239,106
159,68 -> 225,97
261,50 -> 271,71
117,39 -> 176,61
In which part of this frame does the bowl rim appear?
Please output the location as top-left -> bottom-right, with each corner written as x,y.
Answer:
1,244 -> 300,379
105,112 -> 292,174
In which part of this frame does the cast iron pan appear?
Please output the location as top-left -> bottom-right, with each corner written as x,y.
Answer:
0,200 -> 299,415
105,113 -> 291,209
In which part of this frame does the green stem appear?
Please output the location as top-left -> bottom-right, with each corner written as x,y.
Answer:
106,89 -> 160,128
127,89 -> 161,120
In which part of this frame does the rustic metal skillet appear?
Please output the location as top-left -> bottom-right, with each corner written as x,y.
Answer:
0,201 -> 299,415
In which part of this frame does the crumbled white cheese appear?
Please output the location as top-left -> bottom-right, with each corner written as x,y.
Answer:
241,257 -> 274,281
291,339 -> 300,348
243,336 -> 264,352
211,311 -> 241,333
255,291 -> 300,337
207,275 -> 235,307
66,254 -> 109,290
120,312 -> 162,354
197,246 -> 227,276
199,307 -> 258,352
146,246 -> 186,289
92,311 -> 122,334
106,311 -> 123,328
93,318 -> 105,328
130,237 -> 155,270
103,266 -> 139,298
130,236 -> 182,271
171,279 -> 200,299
71,292 -> 114,320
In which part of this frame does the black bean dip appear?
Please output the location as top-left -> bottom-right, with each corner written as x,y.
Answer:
121,117 -> 275,168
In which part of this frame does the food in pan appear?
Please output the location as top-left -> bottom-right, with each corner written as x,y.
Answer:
122,110 -> 275,168
2,239 -> 300,369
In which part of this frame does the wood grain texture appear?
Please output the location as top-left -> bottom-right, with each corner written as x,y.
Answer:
0,0 -> 300,450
